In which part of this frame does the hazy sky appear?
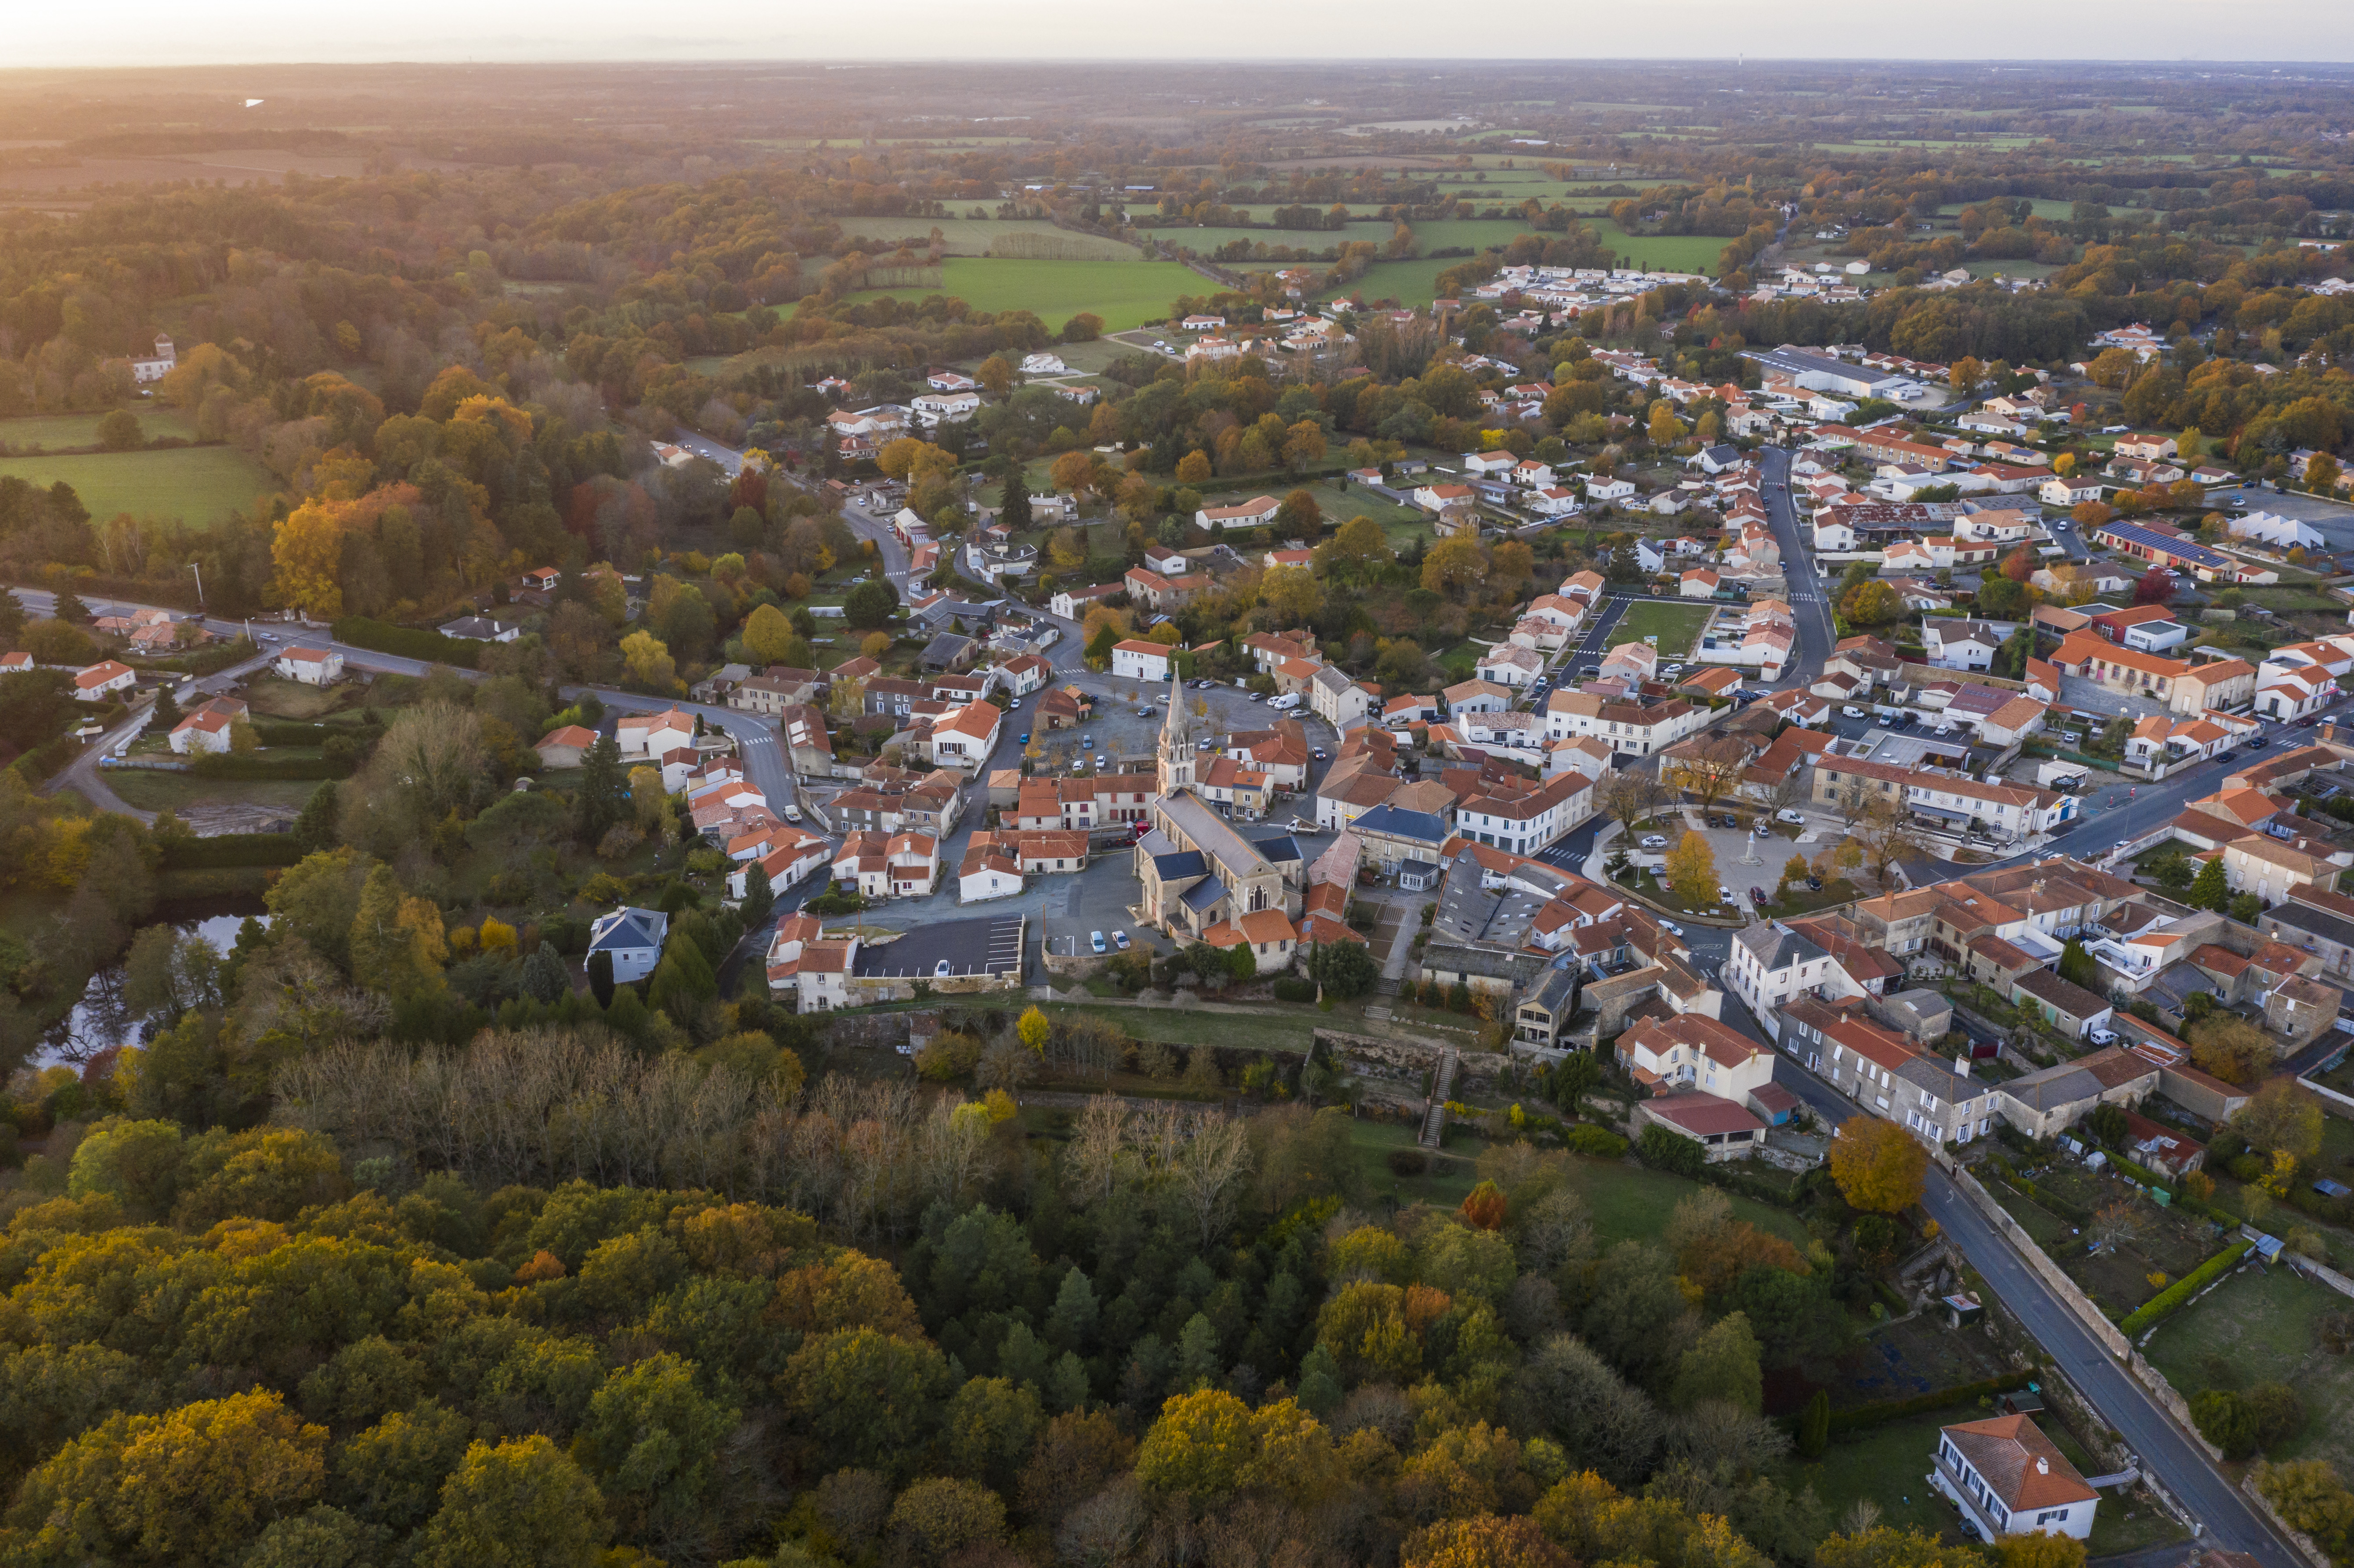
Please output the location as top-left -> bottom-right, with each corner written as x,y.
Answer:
13,0 -> 2354,65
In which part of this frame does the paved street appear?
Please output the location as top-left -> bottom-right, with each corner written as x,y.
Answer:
1699,985 -> 2305,1568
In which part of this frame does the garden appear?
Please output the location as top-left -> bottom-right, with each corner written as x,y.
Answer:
2143,1262 -> 2354,1477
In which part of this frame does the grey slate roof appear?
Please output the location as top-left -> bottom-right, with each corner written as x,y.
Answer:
1734,922 -> 1827,973
1352,803 -> 1451,844
1182,877 -> 1231,915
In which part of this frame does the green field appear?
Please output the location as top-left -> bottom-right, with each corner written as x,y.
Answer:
0,407 -> 199,451
2143,1263 -> 2354,1474
841,257 -> 1206,331
0,445 -> 279,526
1607,600 -> 1714,659
106,769 -> 327,815
830,216 -> 1138,261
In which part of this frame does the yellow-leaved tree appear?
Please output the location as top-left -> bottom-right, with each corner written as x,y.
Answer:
1664,831 -> 1717,908
1828,1115 -> 1928,1214
620,631 -> 680,694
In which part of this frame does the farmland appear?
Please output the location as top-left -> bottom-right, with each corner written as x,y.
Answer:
0,407 -> 199,451
841,257 -> 1205,332
0,445 -> 280,527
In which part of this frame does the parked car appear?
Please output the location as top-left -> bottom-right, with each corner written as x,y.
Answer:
1312,748 -> 1329,761
2296,715 -> 2319,728
1660,920 -> 1684,937
781,803 -> 803,823
1640,834 -> 1668,849
1112,930 -> 1131,951
1841,705 -> 1866,719
1719,885 -> 1736,903
1751,825 -> 1770,838
2249,735 -> 2269,749
2088,1028 -> 2118,1046
1776,809 -> 1806,824
1716,815 -> 1737,829
1089,930 -> 1106,954
1747,887 -> 1767,904
1018,732 -> 1031,744
1805,876 -> 1823,891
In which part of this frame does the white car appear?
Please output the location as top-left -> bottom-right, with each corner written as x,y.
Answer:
1660,920 -> 1684,937
1718,885 -> 1736,903
2088,1028 -> 2118,1046
1089,930 -> 1106,954
781,803 -> 803,823
1841,705 -> 1866,719
1640,834 -> 1668,849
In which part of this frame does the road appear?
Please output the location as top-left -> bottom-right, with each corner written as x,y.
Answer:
1691,981 -> 2304,1567
9,588 -> 803,820
1758,446 -> 1836,680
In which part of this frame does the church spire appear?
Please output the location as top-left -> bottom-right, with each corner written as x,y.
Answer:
1157,666 -> 1194,794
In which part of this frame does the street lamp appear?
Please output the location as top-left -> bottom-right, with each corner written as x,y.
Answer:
187,562 -> 204,609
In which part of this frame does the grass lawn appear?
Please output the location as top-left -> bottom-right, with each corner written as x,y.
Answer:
840,258 -> 1206,332
0,407 -> 199,451
0,445 -> 279,528
106,769 -> 327,815
243,675 -> 361,721
1353,1118 -> 1484,1209
1790,1412 -> 1975,1542
1606,600 -> 1714,659
2143,1262 -> 2354,1474
834,216 -> 1138,261
1560,1154 -> 1810,1249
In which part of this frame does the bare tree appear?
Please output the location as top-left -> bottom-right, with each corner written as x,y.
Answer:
1850,800 -> 1925,889
1066,1095 -> 1130,1206
1173,1113 -> 1252,1248
1599,767 -> 1667,836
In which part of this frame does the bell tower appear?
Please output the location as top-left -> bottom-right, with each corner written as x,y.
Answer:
1156,668 -> 1194,794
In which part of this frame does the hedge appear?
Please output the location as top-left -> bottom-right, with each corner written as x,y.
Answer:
158,833 -> 307,870
2119,1239 -> 2253,1336
252,721 -> 330,746
1824,1372 -> 2036,1436
190,754 -> 351,781
329,616 -> 479,670
10,733 -> 79,783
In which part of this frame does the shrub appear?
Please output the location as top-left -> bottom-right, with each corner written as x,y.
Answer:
1271,977 -> 1316,1002
156,833 -> 306,870
328,617 -> 480,670
1386,1149 -> 1429,1177
1637,1122 -> 1704,1178
2119,1240 -> 2253,1335
1564,1125 -> 1629,1159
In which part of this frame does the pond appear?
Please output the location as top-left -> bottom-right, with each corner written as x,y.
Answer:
40,897 -> 268,1067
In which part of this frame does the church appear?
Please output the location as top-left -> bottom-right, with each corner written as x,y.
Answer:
1133,671 -> 1307,968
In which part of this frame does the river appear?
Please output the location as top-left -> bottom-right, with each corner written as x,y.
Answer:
40,898 -> 268,1067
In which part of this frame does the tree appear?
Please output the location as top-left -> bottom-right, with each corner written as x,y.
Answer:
888,1476 -> 1006,1561
1552,1052 -> 1602,1116
1420,535 -> 1487,598
1839,580 -> 1901,627
1261,564 -> 1323,622
2056,939 -> 2098,988
7,1388 -> 329,1568
1665,832 -> 1717,908
1996,1534 -> 2087,1568
1460,1180 -> 1508,1232
1175,449 -> 1213,485
2134,565 -> 2176,605
1306,937 -> 1378,999
1276,487 -> 1323,536
1828,1116 -> 1927,1213
2187,855 -> 2229,913
844,579 -> 899,629
95,408 -> 145,450
2232,1078 -> 2323,1163
587,949 -> 615,1009
2072,498 -> 2115,530
411,1436 -> 607,1568
2307,454 -> 2342,498
1671,1311 -> 1764,1413
1282,422 -> 1328,472
1796,1389 -> 1830,1458
1327,514 -> 1394,576
976,355 -> 1013,396
619,631 -> 679,693
1405,1514 -> 1577,1568
742,603 -> 804,666
739,862 -> 774,928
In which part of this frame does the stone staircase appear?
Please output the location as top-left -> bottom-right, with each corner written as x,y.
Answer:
1420,1048 -> 1459,1148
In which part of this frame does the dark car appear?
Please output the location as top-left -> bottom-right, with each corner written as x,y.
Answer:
2296,715 -> 2319,728
2249,735 -> 2270,750
1805,876 -> 1823,890
1747,887 -> 1767,905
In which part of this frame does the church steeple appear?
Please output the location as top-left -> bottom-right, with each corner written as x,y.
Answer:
1157,667 -> 1194,794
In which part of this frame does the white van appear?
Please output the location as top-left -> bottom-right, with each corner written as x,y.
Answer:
1269,693 -> 1303,711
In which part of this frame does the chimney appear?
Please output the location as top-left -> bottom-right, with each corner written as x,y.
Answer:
2036,1458 -> 2049,1475
1956,1056 -> 1971,1077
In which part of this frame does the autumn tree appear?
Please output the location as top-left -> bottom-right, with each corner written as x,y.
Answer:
1260,565 -> 1323,623
2232,1078 -> 2323,1164
1664,832 -> 1718,908
1421,536 -> 1487,598
619,631 -> 679,693
1175,449 -> 1213,485
1829,1117 -> 1927,1213
2133,565 -> 2176,605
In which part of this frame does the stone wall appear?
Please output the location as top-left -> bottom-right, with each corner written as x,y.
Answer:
1314,1028 -> 1511,1094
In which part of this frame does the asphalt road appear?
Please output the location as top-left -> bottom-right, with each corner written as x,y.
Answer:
9,588 -> 804,818
1703,988 -> 2304,1568
1759,447 -> 1836,680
